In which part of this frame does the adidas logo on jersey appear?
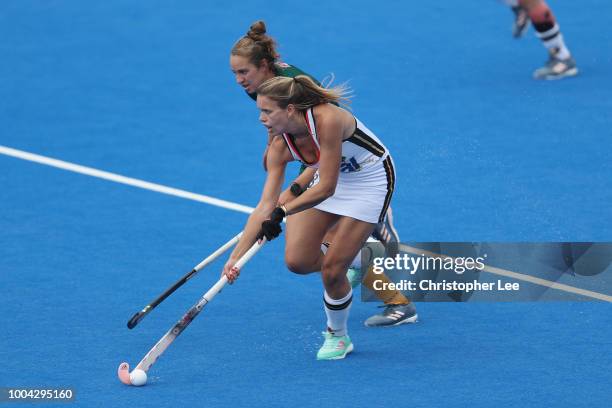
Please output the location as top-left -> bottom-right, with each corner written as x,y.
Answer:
340,156 -> 361,173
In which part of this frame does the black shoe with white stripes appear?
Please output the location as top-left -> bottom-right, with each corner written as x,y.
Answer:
533,53 -> 578,80
372,207 -> 400,247
364,303 -> 418,327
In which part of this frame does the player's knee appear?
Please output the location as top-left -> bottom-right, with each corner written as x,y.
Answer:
321,270 -> 345,289
525,1 -> 553,22
285,252 -> 310,274
321,257 -> 350,285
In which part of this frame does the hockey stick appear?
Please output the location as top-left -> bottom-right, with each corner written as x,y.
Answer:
118,237 -> 265,385
126,232 -> 243,329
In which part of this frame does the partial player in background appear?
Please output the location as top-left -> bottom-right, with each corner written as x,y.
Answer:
505,0 -> 578,79
229,21 -> 416,327
223,75 -> 399,359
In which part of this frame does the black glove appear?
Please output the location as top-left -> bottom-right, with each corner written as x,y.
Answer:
258,207 -> 286,241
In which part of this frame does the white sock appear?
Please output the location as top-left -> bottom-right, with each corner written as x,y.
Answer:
537,24 -> 571,60
323,289 -> 352,336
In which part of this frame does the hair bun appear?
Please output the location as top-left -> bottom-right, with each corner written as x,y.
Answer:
247,20 -> 267,39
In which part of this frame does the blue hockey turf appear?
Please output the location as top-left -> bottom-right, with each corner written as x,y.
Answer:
1,1 -> 611,407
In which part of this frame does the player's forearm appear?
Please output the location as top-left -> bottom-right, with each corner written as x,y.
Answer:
291,167 -> 316,190
282,183 -> 334,215
229,205 -> 274,259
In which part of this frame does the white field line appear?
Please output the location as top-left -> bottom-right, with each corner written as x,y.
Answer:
399,244 -> 612,302
2,144 -> 610,302
0,145 -> 254,214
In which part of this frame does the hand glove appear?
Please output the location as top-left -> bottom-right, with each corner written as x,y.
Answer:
258,206 -> 286,241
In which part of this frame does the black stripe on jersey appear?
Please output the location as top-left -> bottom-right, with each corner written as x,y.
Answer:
379,156 -> 395,223
357,128 -> 385,153
324,295 -> 353,311
346,128 -> 386,157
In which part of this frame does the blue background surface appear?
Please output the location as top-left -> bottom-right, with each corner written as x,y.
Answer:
1,1 -> 611,407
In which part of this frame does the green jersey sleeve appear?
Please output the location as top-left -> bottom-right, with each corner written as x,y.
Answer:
246,62 -> 320,100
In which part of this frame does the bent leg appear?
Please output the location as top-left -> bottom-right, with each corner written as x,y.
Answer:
321,217 -> 375,298
317,217 -> 374,340
285,208 -> 339,274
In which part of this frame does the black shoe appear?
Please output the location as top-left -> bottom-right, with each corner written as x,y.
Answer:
364,303 -> 418,327
533,50 -> 578,80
